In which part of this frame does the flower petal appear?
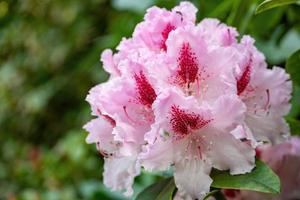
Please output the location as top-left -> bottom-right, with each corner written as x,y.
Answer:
172,1 -> 198,23
140,137 -> 174,171
212,95 -> 246,131
101,49 -> 120,76
174,159 -> 212,200
83,117 -> 116,152
246,114 -> 290,144
205,130 -> 255,174
103,156 -> 140,196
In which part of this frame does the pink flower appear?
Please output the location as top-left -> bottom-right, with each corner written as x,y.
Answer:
133,1 -> 197,51
164,26 -> 237,101
140,88 -> 255,199
235,36 -> 292,144
224,137 -> 300,200
83,116 -> 140,196
84,61 -> 159,195
195,18 -> 292,144
84,1 -> 292,198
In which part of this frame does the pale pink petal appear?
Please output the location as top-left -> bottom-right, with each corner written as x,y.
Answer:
251,66 -> 292,116
172,1 -> 198,23
174,159 -> 212,200
245,114 -> 290,144
166,26 -> 207,61
204,129 -> 255,174
101,49 -> 121,76
83,117 -> 116,153
103,156 -> 140,196
140,137 -> 174,171
197,18 -> 238,47
212,95 -> 246,131
133,5 -> 184,51
239,35 -> 266,69
230,125 -> 258,148
85,83 -> 103,116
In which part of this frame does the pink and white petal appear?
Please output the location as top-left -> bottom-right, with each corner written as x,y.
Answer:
103,156 -> 140,196
88,77 -> 138,124
268,67 -> 292,115
174,159 -> 212,200
197,18 -> 238,47
101,49 -> 120,76
246,114 -> 290,144
239,35 -> 266,69
172,1 -> 198,23
230,125 -> 258,148
112,118 -> 145,145
85,77 -> 129,117
133,5 -> 183,51
251,66 -> 292,116
139,137 -> 174,171
85,84 -> 103,116
204,130 -> 255,175
83,117 -> 116,152
166,26 -> 207,61
199,48 -> 238,102
212,95 -> 246,131
144,120 -> 164,145
112,121 -> 145,157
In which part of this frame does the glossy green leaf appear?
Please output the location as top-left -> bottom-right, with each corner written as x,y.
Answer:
136,178 -> 175,200
287,85 -> 300,118
211,159 -> 280,194
256,0 -> 300,14
286,49 -> 300,86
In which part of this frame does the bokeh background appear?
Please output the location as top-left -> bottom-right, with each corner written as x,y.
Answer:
0,0 -> 300,199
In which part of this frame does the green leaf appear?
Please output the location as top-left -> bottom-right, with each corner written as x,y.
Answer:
211,159 -> 280,194
286,49 -> 300,86
287,85 -> 300,118
227,0 -> 252,29
286,117 -> 300,135
136,178 -> 176,200
208,0 -> 234,18
256,0 -> 300,14
225,0 -> 258,34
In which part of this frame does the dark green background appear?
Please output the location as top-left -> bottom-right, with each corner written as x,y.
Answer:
0,0 -> 299,199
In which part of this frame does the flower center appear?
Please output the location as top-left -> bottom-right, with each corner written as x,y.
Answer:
160,23 -> 175,51
177,43 -> 199,87
170,105 -> 211,140
237,64 -> 251,95
134,71 -> 157,107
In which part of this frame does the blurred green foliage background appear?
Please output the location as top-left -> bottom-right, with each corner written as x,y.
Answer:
0,0 -> 299,199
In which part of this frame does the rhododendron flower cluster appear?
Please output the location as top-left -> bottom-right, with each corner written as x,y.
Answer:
83,2 -> 292,199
